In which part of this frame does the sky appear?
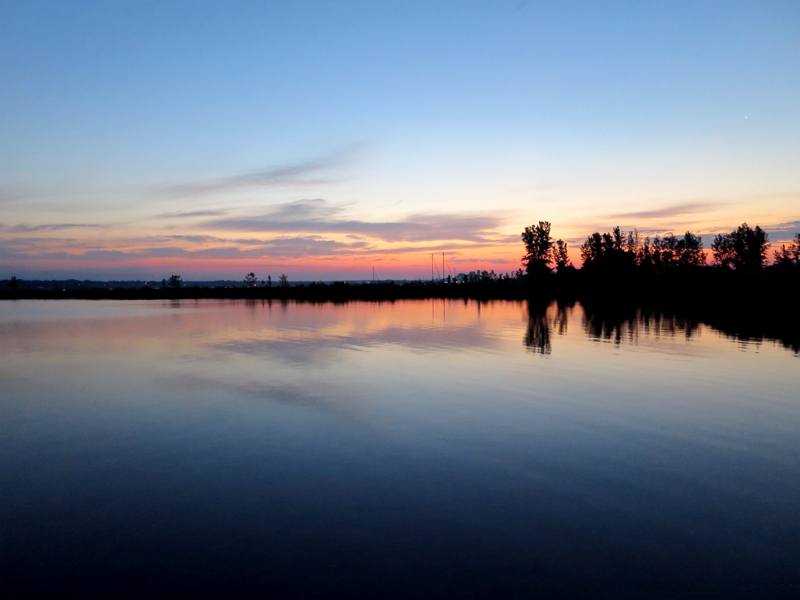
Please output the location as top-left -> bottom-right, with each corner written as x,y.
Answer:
1,0 -> 798,281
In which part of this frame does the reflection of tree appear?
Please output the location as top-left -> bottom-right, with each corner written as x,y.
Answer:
582,303 -> 701,345
640,310 -> 700,339
554,299 -> 573,336
582,304 -> 637,344
522,298 -> 796,356
524,299 -> 552,355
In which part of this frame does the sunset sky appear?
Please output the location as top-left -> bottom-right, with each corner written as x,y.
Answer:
1,0 -> 798,280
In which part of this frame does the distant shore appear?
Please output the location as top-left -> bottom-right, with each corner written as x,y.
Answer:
3,269 -> 797,354
2,266 -> 797,302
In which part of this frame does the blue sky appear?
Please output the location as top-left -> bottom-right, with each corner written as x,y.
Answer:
1,0 -> 798,279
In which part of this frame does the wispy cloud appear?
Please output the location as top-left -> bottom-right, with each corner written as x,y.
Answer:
0,190 -> 24,204
4,235 -> 373,262
764,219 -> 800,241
203,199 -> 506,243
2,197 -> 514,265
167,234 -> 227,244
158,144 -> 365,196
155,210 -> 228,219
766,219 -> 800,233
2,223 -> 104,233
607,202 -> 723,220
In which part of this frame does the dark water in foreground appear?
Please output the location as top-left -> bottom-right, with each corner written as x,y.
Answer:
1,300 -> 798,598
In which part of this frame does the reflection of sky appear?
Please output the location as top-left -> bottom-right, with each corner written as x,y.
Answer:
3,299 -> 798,498
2,300 -> 795,409
1,2 -> 799,280
2,299 -> 798,596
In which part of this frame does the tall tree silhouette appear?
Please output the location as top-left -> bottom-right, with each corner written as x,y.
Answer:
168,274 -> 183,288
552,240 -> 573,273
521,221 -> 553,277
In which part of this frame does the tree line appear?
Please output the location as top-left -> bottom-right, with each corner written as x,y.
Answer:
521,221 -> 800,276
154,273 -> 290,288
4,224 -> 797,293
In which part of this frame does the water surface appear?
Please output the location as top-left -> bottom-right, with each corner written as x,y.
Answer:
1,299 -> 798,598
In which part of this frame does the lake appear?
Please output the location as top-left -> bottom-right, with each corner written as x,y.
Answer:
1,299 -> 798,598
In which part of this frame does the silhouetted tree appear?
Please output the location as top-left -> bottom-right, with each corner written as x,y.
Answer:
773,233 -> 800,269
580,226 -> 636,275
712,223 -> 769,270
168,274 -> 183,288
8,276 -> 19,289
267,275 -> 272,287
243,272 -> 257,286
161,279 -> 167,288
279,274 -> 289,287
676,232 -> 705,267
653,235 -> 679,270
637,236 -> 654,272
625,229 -> 640,254
580,232 -> 604,265
551,239 -> 573,273
521,221 -> 553,277
638,231 -> 704,271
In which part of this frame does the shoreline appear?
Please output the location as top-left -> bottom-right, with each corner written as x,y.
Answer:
3,270 -> 798,354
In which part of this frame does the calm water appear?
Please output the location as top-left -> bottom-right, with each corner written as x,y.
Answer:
1,299 -> 798,598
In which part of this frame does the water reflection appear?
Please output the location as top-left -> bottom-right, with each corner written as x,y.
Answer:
519,299 -> 796,356
1,299 -> 798,598
524,299 -> 552,354
1,298 -> 795,360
